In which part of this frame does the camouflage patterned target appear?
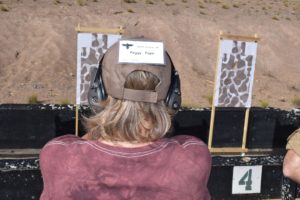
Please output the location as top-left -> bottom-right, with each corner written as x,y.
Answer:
214,39 -> 258,107
76,33 -> 121,105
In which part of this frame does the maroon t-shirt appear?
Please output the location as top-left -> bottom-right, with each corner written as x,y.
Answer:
40,134 -> 211,200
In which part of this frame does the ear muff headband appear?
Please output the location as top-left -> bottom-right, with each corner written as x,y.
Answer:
88,52 -> 181,112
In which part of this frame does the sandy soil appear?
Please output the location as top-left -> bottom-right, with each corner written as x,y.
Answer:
0,0 -> 299,110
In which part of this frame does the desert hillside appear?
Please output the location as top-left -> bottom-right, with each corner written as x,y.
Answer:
0,0 -> 299,110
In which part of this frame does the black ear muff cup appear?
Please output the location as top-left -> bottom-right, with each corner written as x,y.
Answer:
88,56 -> 107,113
165,70 -> 181,110
164,52 -> 181,111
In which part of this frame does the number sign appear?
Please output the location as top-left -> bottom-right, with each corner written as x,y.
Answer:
232,165 -> 262,194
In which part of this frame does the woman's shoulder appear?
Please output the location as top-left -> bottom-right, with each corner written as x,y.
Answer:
40,134 -> 83,155
170,135 -> 207,146
163,135 -> 211,181
165,135 -> 211,164
165,135 -> 208,153
163,135 -> 210,154
46,134 -> 83,144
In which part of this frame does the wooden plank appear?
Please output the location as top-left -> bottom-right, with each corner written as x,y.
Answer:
220,33 -> 259,42
75,105 -> 79,137
75,24 -> 124,34
210,147 -> 249,153
208,33 -> 222,150
242,108 -> 250,149
208,106 -> 215,149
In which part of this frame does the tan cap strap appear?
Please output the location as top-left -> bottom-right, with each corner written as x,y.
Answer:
123,88 -> 158,103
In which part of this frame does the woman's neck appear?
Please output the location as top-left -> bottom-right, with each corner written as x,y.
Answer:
98,139 -> 152,148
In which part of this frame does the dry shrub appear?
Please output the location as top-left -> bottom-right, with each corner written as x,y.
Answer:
222,4 -> 229,9
113,11 -> 123,15
165,2 -> 175,6
28,95 -> 39,104
233,3 -> 239,8
198,0 -> 205,8
54,0 -> 61,4
76,0 -> 87,6
199,4 -> 205,8
1,4 -> 9,11
203,95 -> 213,105
292,97 -> 300,107
127,8 -> 135,13
259,100 -> 269,108
124,0 -> 137,3
282,0 -> 289,7
145,0 -> 154,4
181,102 -> 202,109
60,99 -> 71,105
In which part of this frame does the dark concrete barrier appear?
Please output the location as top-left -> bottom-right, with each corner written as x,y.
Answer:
0,158 -> 42,199
173,107 -> 300,149
0,104 -> 299,149
0,104 -> 299,199
0,104 -> 75,149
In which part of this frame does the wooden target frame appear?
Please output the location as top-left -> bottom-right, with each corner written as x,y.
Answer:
75,25 -> 124,136
208,32 -> 259,153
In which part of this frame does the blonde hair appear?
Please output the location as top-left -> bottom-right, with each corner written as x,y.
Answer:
84,71 -> 172,143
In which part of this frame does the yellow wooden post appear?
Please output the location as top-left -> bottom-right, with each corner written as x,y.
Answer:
75,105 -> 79,137
208,31 -> 223,151
242,108 -> 251,150
208,106 -> 216,149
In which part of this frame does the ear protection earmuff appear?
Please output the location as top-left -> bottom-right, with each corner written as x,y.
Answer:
164,52 -> 181,110
88,55 -> 106,112
88,52 -> 181,112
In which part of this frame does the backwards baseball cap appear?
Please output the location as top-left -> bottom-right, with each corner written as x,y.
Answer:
101,39 -> 172,103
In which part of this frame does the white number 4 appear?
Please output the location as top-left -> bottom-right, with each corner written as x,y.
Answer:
232,166 -> 262,194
